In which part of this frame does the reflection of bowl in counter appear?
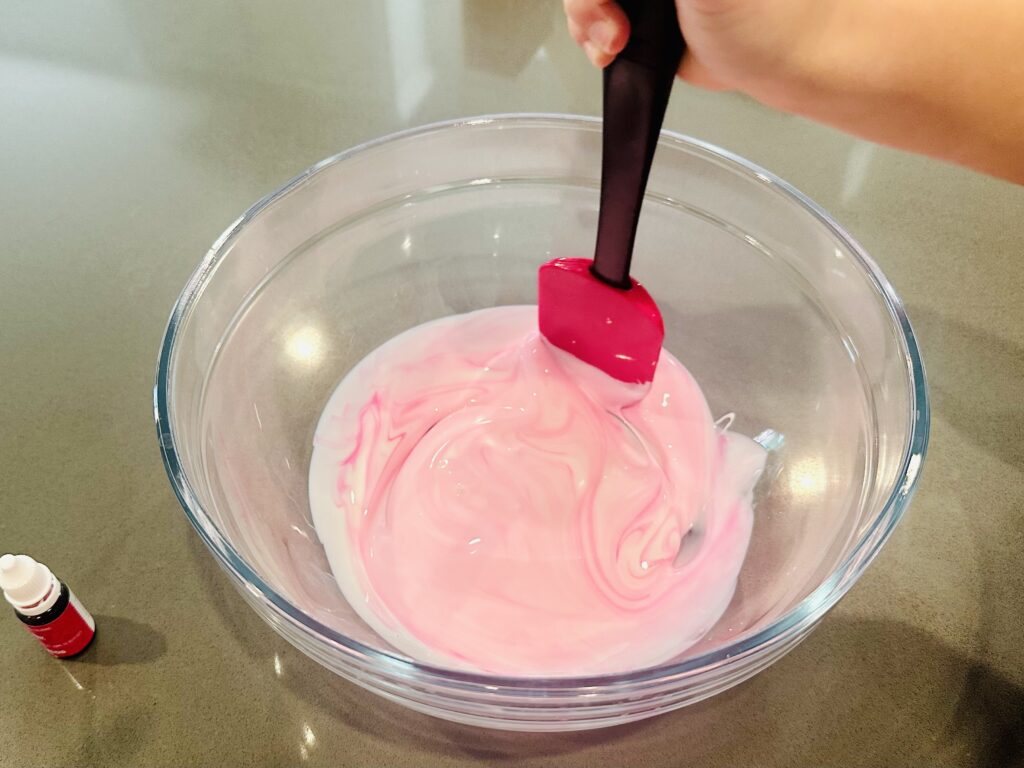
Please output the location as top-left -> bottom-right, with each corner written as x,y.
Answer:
155,115 -> 928,731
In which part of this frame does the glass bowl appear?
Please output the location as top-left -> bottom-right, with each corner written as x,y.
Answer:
155,114 -> 928,731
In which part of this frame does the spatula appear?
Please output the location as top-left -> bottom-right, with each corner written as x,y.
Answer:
539,0 -> 685,385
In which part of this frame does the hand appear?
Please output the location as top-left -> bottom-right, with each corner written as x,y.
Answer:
563,0 -> 1024,182
563,0 -> 823,107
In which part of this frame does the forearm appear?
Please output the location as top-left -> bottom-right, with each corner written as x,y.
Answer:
762,0 -> 1024,182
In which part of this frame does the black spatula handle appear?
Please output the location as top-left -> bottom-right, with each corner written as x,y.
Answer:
592,0 -> 685,289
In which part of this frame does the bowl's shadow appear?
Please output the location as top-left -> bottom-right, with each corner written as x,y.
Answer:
907,305 -> 1023,468
186,531 -> 1023,767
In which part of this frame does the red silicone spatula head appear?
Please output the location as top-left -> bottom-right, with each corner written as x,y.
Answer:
538,0 -> 684,385
538,258 -> 663,384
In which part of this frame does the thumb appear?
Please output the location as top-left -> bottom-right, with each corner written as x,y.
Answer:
564,0 -> 631,67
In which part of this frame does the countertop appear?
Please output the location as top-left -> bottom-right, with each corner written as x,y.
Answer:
2,2 -> 1022,766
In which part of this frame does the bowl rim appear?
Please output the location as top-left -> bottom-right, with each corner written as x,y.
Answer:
155,113 -> 930,690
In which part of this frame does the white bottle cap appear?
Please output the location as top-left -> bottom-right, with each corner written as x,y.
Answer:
0,554 -> 58,613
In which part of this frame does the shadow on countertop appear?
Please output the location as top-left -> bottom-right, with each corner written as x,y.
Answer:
908,305 -> 1023,469
70,615 -> 168,667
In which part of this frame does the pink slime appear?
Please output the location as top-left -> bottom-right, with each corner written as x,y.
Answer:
309,306 -> 765,676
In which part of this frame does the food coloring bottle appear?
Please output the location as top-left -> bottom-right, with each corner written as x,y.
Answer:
0,554 -> 95,658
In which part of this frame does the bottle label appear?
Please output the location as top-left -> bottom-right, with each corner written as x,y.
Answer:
24,588 -> 95,657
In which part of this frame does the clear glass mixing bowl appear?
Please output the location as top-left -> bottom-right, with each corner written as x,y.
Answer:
155,115 -> 928,731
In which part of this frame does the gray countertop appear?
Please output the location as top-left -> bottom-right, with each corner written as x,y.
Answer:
2,2 -> 1022,766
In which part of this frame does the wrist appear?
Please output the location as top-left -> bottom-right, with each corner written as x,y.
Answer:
736,3 -> 864,115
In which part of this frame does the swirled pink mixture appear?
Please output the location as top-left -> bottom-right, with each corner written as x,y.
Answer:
309,306 -> 765,675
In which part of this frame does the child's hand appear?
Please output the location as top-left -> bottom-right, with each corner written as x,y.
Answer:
563,0 -> 821,107
563,0 -> 1024,183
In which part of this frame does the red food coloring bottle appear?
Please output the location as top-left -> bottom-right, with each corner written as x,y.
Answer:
1,554 -> 95,658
